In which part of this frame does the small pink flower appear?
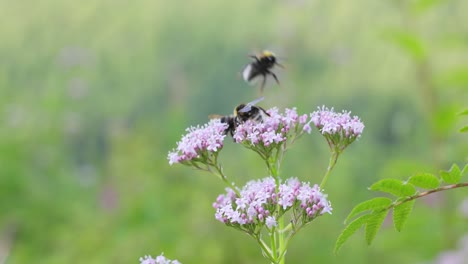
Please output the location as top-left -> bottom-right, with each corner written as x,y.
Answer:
310,106 -> 364,138
168,120 -> 228,165
309,106 -> 364,151
233,107 -> 312,148
213,177 -> 332,229
266,216 -> 277,228
140,254 -> 181,264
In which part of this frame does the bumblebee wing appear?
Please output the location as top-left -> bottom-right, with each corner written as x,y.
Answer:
208,114 -> 224,119
238,97 -> 265,113
242,64 -> 253,82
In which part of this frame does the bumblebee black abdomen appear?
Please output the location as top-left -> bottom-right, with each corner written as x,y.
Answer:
220,116 -> 237,137
242,51 -> 281,92
211,97 -> 269,138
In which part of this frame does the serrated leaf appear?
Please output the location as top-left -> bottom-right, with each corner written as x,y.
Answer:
462,164 -> 467,176
365,210 -> 389,245
408,173 -> 440,189
370,179 -> 417,197
440,164 -> 461,183
439,171 -> 451,183
344,197 -> 392,224
334,214 -> 371,254
450,164 -> 461,177
460,126 -> 468,133
393,200 -> 416,232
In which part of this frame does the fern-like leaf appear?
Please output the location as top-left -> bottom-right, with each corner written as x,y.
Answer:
344,197 -> 392,224
408,173 -> 440,189
334,214 -> 371,254
369,179 -> 416,197
440,164 -> 461,184
365,210 -> 389,245
393,200 -> 415,232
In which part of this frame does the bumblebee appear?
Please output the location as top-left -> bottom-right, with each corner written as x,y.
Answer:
209,97 -> 270,136
242,50 -> 283,93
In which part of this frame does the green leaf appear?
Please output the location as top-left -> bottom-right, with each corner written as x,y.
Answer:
459,109 -> 468,116
460,126 -> 468,133
369,179 -> 417,197
408,173 -> 440,189
334,214 -> 371,254
393,200 -> 416,232
344,197 -> 392,224
365,210 -> 389,245
440,164 -> 461,184
462,164 -> 467,176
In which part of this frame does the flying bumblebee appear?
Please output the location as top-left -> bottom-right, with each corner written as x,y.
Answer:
242,50 -> 283,93
209,97 -> 270,136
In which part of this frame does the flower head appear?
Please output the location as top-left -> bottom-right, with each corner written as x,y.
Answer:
309,106 -> 364,151
213,177 -> 332,233
232,108 -> 313,161
139,253 -> 181,264
168,119 -> 228,165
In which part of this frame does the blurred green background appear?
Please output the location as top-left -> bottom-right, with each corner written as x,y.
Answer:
1,0 -> 467,263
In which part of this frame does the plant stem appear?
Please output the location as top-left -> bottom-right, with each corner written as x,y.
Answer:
255,235 -> 275,262
270,228 -> 277,262
386,182 -> 468,210
266,146 -> 287,264
209,161 -> 240,196
320,151 -> 339,189
277,217 -> 285,264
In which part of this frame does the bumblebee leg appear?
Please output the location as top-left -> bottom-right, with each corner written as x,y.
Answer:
248,55 -> 260,62
268,70 -> 280,86
260,73 -> 267,93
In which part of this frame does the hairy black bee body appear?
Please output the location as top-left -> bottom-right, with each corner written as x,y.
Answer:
235,103 -> 270,123
219,115 -> 237,137
242,51 -> 282,92
209,97 -> 270,137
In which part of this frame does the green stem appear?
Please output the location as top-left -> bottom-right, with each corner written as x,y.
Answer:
384,182 -> 468,211
270,228 -> 278,262
277,216 -> 286,264
278,223 -> 304,261
319,151 -> 339,189
255,235 -> 275,263
213,165 -> 240,197
267,145 -> 286,264
207,156 -> 240,197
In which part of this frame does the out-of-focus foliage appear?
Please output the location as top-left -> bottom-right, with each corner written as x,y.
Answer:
0,0 -> 466,263
335,163 -> 467,253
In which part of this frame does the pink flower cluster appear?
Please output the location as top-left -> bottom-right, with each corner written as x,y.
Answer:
168,120 -> 228,165
140,253 -> 181,264
213,177 -> 332,230
310,106 -> 364,138
233,107 -> 311,146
